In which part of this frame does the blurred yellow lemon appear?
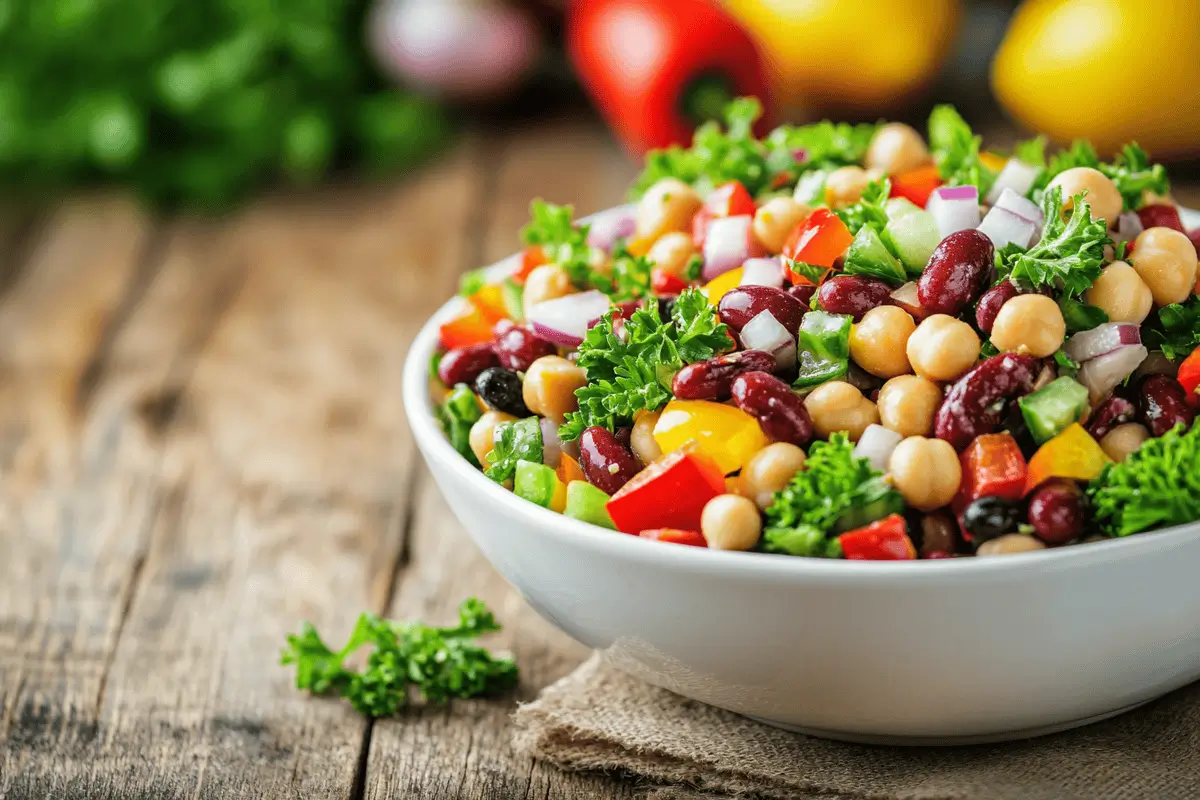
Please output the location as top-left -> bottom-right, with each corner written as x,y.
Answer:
992,0 -> 1200,157
725,0 -> 961,111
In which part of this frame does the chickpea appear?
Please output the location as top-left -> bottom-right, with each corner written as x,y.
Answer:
865,122 -> 931,175
1085,261 -> 1154,324
469,410 -> 517,466
989,294 -> 1066,359
849,306 -> 916,379
906,315 -> 981,382
1099,422 -> 1150,463
824,166 -> 872,209
876,375 -> 943,438
522,356 -> 587,424
752,197 -> 811,253
803,381 -> 879,442
631,410 -> 663,465
701,494 -> 763,551
1131,227 -> 1199,307
739,442 -> 807,510
635,178 -> 702,241
646,232 -> 696,278
888,436 -> 961,511
1045,167 -> 1122,227
976,534 -> 1047,557
523,264 -> 573,310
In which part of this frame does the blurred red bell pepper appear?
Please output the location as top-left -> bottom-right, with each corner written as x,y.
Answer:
567,0 -> 772,153
889,164 -> 942,208
1178,349 -> 1200,408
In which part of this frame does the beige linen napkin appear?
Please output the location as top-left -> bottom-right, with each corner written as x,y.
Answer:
514,654 -> 1200,800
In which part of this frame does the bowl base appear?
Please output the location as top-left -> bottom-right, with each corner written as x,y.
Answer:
746,698 -> 1154,746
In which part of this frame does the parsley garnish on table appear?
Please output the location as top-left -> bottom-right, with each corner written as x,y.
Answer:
281,598 -> 518,717
928,104 -> 996,197
996,186 -> 1110,296
559,289 -> 730,441
1089,424 -> 1200,537
763,433 -> 902,558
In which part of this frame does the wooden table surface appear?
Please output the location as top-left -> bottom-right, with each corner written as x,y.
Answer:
0,118 -> 647,799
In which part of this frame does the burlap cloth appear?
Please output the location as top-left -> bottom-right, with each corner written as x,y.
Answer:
513,653 -> 1200,800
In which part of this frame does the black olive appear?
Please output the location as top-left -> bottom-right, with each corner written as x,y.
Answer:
474,367 -> 528,417
963,496 -> 1022,545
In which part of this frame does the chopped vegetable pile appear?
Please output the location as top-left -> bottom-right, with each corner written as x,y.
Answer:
431,100 -> 1200,560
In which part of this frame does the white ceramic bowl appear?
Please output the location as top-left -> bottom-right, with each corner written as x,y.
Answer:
403,210 -> 1200,745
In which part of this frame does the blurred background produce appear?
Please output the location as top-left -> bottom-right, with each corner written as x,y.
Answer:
0,0 -> 1196,210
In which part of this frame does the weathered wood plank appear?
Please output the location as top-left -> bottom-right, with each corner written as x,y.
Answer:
362,118 -> 641,800
1,145 -> 485,800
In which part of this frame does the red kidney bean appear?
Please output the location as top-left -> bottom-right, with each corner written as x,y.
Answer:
438,343 -> 499,387
1087,395 -> 1137,440
1139,375 -> 1196,437
975,280 -> 1020,334
579,426 -> 640,495
787,283 -> 817,308
1187,228 -> 1200,258
918,510 -> 960,559
918,229 -> 995,316
615,426 -> 633,449
934,353 -> 1040,450
493,318 -> 516,337
1136,204 -> 1185,233
730,371 -> 814,446
493,325 -> 555,372
672,350 -> 778,400
718,286 -> 806,333
815,275 -> 892,321
1028,480 -> 1086,546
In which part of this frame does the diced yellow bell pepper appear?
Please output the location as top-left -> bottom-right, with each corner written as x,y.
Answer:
980,151 -> 1008,173
703,267 -> 744,308
1024,423 -> 1111,494
653,399 -> 767,475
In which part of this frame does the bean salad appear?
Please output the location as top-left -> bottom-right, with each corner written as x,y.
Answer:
431,100 -> 1200,560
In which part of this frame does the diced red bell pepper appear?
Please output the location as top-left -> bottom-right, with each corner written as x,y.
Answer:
640,528 -> 708,547
889,164 -> 942,208
439,306 -> 497,350
652,268 -> 689,295
512,246 -> 547,284
693,181 -> 756,248
782,209 -> 852,282
1136,204 -> 1185,234
838,515 -> 916,560
955,433 -> 1028,508
1176,349 -> 1200,408
606,442 -> 725,534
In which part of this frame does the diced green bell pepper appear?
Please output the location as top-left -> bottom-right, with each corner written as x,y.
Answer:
794,310 -> 853,389
564,481 -> 616,530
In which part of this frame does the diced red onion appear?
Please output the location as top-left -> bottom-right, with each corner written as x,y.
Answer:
926,185 -> 981,238
1114,211 -> 1144,244
888,281 -> 926,319
985,161 -> 1042,205
585,207 -> 637,253
1078,345 -> 1148,404
978,206 -> 1038,249
527,290 -> 611,347
992,187 -> 1043,226
854,424 -> 903,474
540,417 -> 562,469
739,256 -> 785,289
702,215 -> 756,281
1064,322 -> 1142,363
740,310 -> 796,370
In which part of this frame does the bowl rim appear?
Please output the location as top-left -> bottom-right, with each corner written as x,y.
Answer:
401,206 -> 1200,580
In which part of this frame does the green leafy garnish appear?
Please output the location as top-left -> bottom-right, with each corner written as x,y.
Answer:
1033,139 -> 1101,193
1054,349 -> 1080,377
1089,424 -> 1200,536
281,598 -> 517,717
834,178 -> 891,235
1059,296 -> 1109,335
559,289 -> 729,440
521,200 -> 594,289
459,268 -> 487,297
996,186 -> 1110,296
434,384 -> 483,468
765,119 -> 878,189
1101,143 -> 1169,210
928,105 -> 995,197
786,259 -> 828,286
980,340 -> 1000,359
1142,295 -> 1200,360
484,417 -> 543,483
610,251 -> 654,303
763,433 -> 903,557
684,254 -> 704,282
1012,135 -> 1048,168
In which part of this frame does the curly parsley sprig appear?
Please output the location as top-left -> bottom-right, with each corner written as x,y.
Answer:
996,186 -> 1110,296
559,289 -> 730,441
1089,424 -> 1200,537
928,105 -> 996,198
281,598 -> 518,718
